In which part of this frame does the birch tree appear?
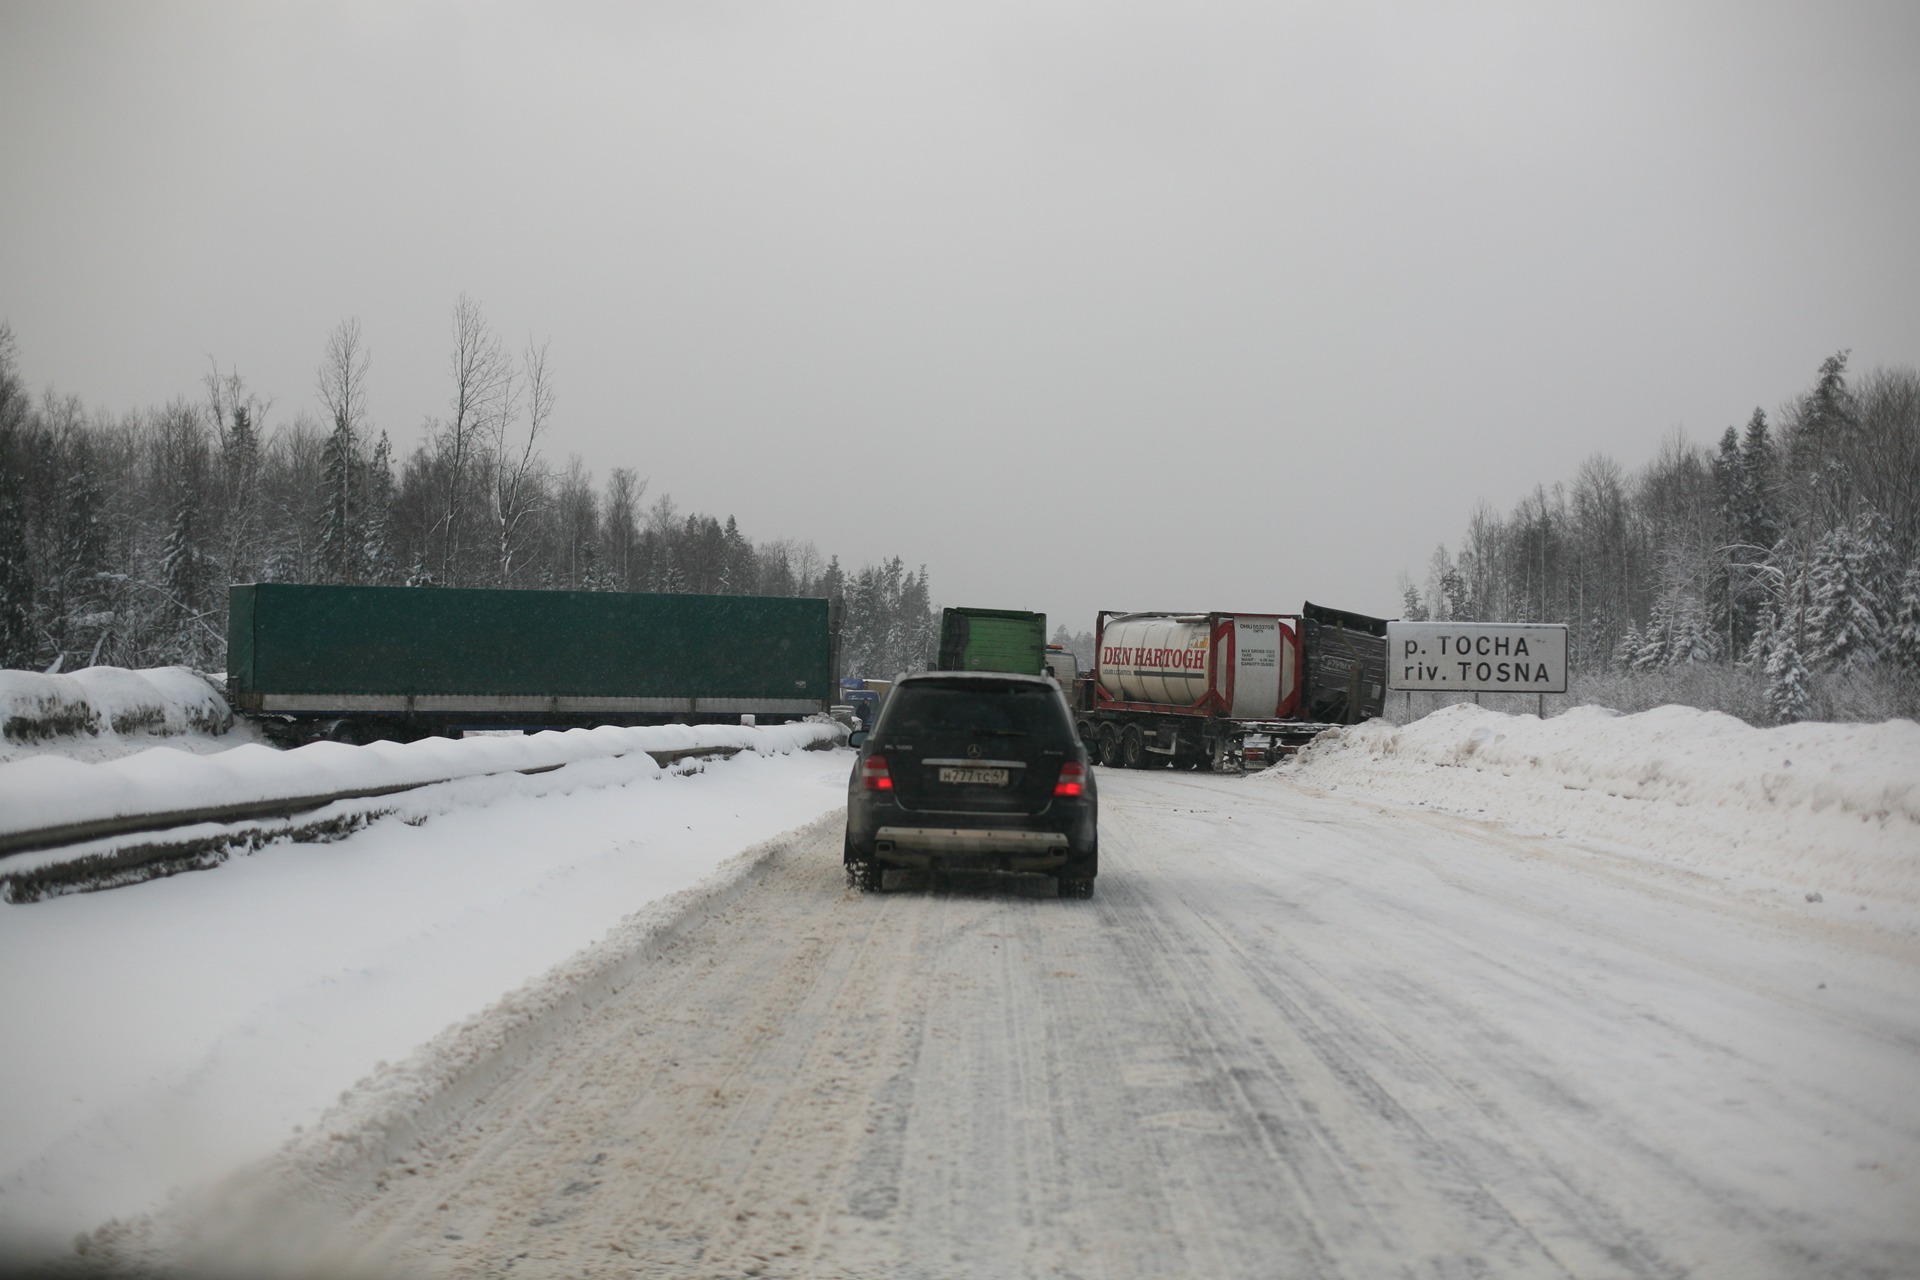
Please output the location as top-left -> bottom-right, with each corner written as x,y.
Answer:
316,320 -> 370,584
491,338 -> 552,585
435,295 -> 513,584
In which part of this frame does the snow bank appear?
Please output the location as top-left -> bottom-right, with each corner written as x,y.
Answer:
0,746 -> 853,1258
1274,703 -> 1920,913
0,719 -> 841,846
0,666 -> 231,743
81,810 -> 850,1274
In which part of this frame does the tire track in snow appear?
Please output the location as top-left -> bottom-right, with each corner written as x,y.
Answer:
109,770 -> 1920,1279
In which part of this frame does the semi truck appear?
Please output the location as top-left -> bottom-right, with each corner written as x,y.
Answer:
1066,602 -> 1387,771
228,583 -> 843,743
934,607 -> 1048,675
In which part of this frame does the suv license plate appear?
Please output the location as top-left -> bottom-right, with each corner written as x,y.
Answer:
938,766 -> 1009,786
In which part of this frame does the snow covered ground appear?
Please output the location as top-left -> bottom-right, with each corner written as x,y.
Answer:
1274,702 -> 1920,932
0,736 -> 851,1259
3,700 -> 1914,1274
0,667 -> 233,764
80,747 -> 1920,1279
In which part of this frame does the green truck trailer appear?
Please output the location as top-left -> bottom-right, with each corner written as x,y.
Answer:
934,607 -> 1048,675
228,583 -> 841,742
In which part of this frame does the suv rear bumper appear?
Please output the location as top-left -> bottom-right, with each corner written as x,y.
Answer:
872,825 -> 1071,872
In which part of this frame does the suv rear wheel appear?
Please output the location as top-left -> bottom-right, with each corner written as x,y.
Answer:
844,836 -> 883,893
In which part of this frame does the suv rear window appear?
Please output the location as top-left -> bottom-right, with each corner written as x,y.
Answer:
879,680 -> 1072,747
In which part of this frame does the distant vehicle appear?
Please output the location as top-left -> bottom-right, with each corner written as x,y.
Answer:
842,679 -> 892,730
1064,601 -> 1388,770
935,607 -> 1048,675
228,583 -> 843,744
1042,644 -> 1079,692
843,670 -> 1098,898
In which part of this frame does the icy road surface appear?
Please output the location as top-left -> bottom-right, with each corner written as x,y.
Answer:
163,766 -> 1918,1280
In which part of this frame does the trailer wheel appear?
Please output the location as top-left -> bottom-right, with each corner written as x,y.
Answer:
1120,725 -> 1146,770
1096,722 -> 1122,768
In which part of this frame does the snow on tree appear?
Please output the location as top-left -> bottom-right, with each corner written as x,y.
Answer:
818,555 -> 845,605
1765,628 -> 1812,723
49,429 -> 111,664
1852,508 -> 1898,636
1806,522 -> 1884,670
1742,607 -> 1777,668
1737,408 -> 1779,551
1628,591 -> 1677,670
1664,593 -> 1720,665
1612,622 -> 1643,671
1890,564 -> 1920,674
1712,425 -> 1744,531
1440,566 -> 1471,622
361,431 -> 398,584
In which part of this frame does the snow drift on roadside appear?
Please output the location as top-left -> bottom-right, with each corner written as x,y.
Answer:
1275,703 -> 1920,913
0,666 -> 231,747
0,747 -> 852,1258
0,719 -> 840,843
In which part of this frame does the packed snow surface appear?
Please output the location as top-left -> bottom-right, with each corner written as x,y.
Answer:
0,666 -> 231,760
81,766 -> 1920,1279
0,719 -> 839,844
0,738 -> 850,1256
1276,702 -> 1920,925
5,702 -> 1916,1276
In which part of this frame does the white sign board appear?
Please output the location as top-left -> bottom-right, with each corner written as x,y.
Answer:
1387,622 -> 1568,694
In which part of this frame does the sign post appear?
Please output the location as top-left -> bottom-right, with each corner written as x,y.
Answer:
1386,622 -> 1568,709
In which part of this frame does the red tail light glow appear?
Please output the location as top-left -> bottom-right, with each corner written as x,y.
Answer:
1053,760 -> 1085,798
861,754 -> 894,791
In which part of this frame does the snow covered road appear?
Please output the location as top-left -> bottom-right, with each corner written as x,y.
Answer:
127,766 -> 1919,1279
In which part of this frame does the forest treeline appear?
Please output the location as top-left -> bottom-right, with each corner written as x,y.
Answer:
0,303 -> 938,680
1405,352 -> 1920,722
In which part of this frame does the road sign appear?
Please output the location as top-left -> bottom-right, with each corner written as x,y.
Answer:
1387,622 -> 1568,694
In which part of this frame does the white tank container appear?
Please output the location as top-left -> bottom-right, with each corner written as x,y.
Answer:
1097,613 -> 1294,717
1098,615 -> 1212,706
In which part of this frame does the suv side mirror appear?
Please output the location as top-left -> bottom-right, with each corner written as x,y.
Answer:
848,729 -> 868,749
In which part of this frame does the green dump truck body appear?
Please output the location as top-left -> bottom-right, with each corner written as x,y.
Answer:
935,607 -> 1048,675
228,583 -> 836,727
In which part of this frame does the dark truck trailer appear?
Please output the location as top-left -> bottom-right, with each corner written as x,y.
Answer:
228,583 -> 841,743
1068,602 -> 1388,771
1298,601 -> 1390,725
935,607 -> 1048,675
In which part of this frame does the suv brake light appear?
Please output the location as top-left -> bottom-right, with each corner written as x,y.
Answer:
1053,760 -> 1085,798
861,754 -> 894,791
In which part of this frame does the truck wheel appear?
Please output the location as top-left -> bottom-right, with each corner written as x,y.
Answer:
1096,723 -> 1122,768
1120,726 -> 1145,770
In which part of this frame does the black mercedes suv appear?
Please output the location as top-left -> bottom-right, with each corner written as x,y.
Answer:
844,671 -> 1099,898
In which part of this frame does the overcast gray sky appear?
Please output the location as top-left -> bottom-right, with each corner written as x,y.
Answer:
4,1 -> 1917,628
